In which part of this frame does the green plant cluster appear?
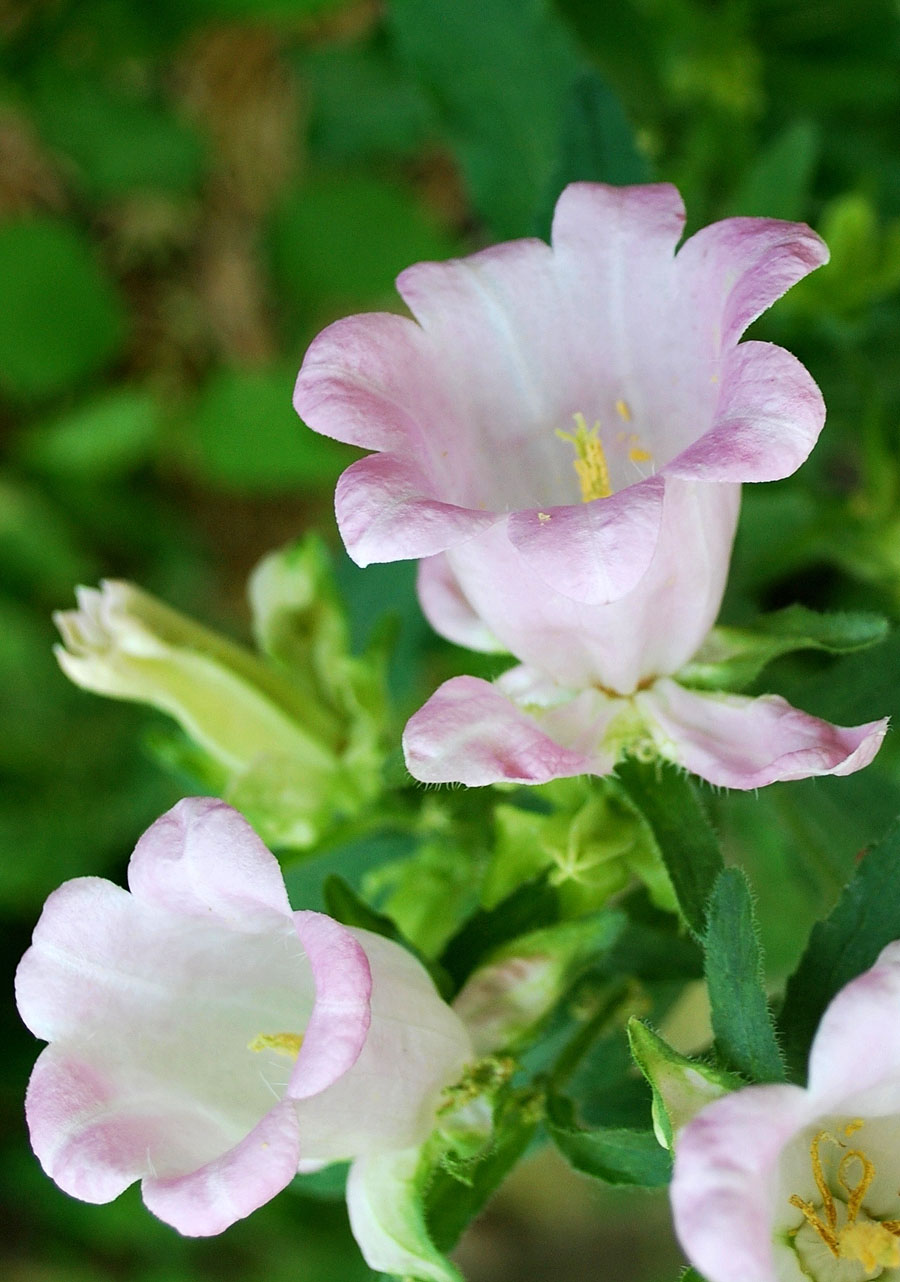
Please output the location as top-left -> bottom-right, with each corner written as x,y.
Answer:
3,2 -> 900,1281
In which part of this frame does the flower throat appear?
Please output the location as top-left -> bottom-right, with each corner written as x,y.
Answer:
789,1125 -> 900,1276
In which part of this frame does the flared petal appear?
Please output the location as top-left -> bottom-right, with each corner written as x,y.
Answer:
294,311 -> 432,452
672,1084 -> 812,1282
416,554 -> 505,653
402,674 -> 616,785
141,1099 -> 301,1236
639,679 -> 888,789
667,342 -> 826,483
334,451 -> 497,566
507,475 -> 667,604
289,912 -> 371,1100
676,215 -> 828,350
807,941 -> 900,1108
127,796 -> 292,926
291,929 -> 472,1161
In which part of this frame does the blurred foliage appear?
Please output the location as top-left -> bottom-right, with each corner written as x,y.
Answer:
3,1 -> 900,1280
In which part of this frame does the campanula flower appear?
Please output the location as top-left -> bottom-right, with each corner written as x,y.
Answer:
295,181 -> 827,609
15,798 -> 472,1238
672,942 -> 900,1281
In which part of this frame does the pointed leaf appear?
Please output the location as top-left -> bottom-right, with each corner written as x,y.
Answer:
704,868 -> 784,1084
780,816 -> 900,1082
546,1094 -> 671,1188
615,760 -> 723,937
678,605 -> 888,692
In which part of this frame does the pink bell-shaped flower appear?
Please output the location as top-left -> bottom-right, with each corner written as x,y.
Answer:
672,942 -> 900,1282
16,798 -> 473,1238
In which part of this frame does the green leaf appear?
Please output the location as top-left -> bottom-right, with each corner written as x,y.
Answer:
32,69 -> 205,197
535,69 -> 650,237
0,218 -> 126,401
389,0 -> 583,237
678,605 -> 889,692
546,1094 -> 672,1188
269,173 -> 457,313
704,868 -> 785,1084
779,816 -> 900,1082
615,760 -> 723,938
728,120 -> 820,221
425,1091 -> 541,1252
17,390 -> 158,479
439,876 -> 559,991
189,366 -> 354,493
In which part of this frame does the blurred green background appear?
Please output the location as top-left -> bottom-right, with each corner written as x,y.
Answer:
3,1 -> 900,1279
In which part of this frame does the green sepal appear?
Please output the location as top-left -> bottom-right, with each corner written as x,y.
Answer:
677,605 -> 888,692
627,1019 -> 741,1151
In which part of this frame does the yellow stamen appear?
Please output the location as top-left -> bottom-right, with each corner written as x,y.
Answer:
615,398 -> 632,422
556,413 -> 612,502
248,1032 -> 304,1057
839,1149 -> 875,1223
839,1220 -> 900,1272
789,1127 -> 900,1272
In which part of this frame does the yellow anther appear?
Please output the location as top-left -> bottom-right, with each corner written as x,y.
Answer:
629,447 -> 653,463
537,512 -> 551,523
615,398 -> 632,422
556,413 -> 612,502
839,1149 -> 875,1223
248,1032 -> 304,1058
789,1127 -> 900,1271
839,1220 -> 900,1272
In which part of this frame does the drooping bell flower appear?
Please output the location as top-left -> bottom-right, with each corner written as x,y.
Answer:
401,558 -> 887,788
671,941 -> 900,1282
15,798 -> 473,1239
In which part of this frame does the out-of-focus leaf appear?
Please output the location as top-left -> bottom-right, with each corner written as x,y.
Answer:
0,218 -> 126,400
189,366 -> 354,493
269,172 -> 457,312
728,120 -> 819,220
616,760 -> 723,938
535,69 -> 650,238
389,0 -> 583,237
546,1094 -> 671,1188
704,868 -> 785,1083
0,475 -> 96,593
780,816 -> 900,1082
17,390 -> 159,479
32,69 -> 205,197
181,0 -> 350,17
306,42 -> 435,161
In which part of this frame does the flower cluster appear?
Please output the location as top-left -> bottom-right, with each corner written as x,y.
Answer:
16,181 -> 896,1282
295,181 -> 886,790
